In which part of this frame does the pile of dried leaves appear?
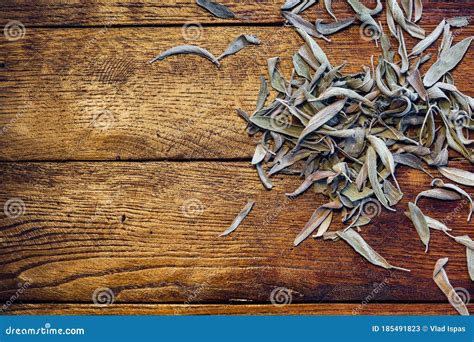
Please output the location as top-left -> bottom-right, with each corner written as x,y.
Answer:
238,2 -> 473,315
151,0 -> 473,315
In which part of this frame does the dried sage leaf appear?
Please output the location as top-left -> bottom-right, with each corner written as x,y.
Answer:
337,229 -> 410,271
424,37 -> 473,87
406,202 -> 430,252
315,17 -> 356,35
196,0 -> 235,19
433,258 -> 469,316
367,146 -> 392,211
411,19 -> 446,56
324,0 -> 337,21
431,178 -> 473,221
149,45 -> 220,66
256,163 -> 273,190
268,57 -> 287,93
217,34 -> 260,60
219,200 -> 254,237
256,76 -> 269,111
439,167 -> 474,187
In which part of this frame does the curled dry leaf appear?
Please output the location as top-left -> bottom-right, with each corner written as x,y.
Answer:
149,45 -> 220,66
433,258 -> 469,316
315,17 -> 356,35
219,201 -> 255,237
431,178 -> 473,221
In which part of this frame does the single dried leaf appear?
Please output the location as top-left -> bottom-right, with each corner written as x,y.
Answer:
424,215 -> 451,232
256,76 -> 269,111
433,258 -> 469,316
295,99 -> 346,149
368,135 -> 397,184
149,45 -> 220,66
411,19 -> 446,56
415,188 -> 463,204
424,37 -> 473,87
439,167 -> 474,187
367,146 -> 392,211
219,201 -> 254,237
324,0 -> 337,21
431,178 -> 473,221
337,229 -> 410,271
407,202 -> 430,252
256,163 -> 273,190
196,0 -> 235,18
217,34 -> 260,60
315,17 -> 356,35
249,116 -> 303,138
268,57 -> 287,93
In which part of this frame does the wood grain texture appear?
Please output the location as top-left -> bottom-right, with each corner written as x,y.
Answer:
0,0 -> 472,26
0,161 -> 472,312
1,24 -> 473,161
4,303 -> 462,316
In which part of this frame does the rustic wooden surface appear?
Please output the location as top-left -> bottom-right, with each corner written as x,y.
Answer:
0,0 -> 472,26
5,303 -> 461,316
0,0 -> 473,315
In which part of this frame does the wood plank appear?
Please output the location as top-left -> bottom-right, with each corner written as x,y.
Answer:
0,1 -> 472,26
0,161 -> 473,304
1,24 -> 473,160
4,303 -> 462,315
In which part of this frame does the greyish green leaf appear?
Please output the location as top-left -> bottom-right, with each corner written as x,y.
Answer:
337,229 -> 410,271
196,0 -> 235,18
439,167 -> 474,187
424,37 -> 473,87
407,202 -> 430,252
219,200 -> 255,237
149,45 -> 220,66
217,34 -> 260,60
433,258 -> 469,316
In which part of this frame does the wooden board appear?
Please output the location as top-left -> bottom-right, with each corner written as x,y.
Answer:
0,1 -> 472,26
0,25 -> 473,160
5,303 -> 461,316
0,161 -> 472,313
